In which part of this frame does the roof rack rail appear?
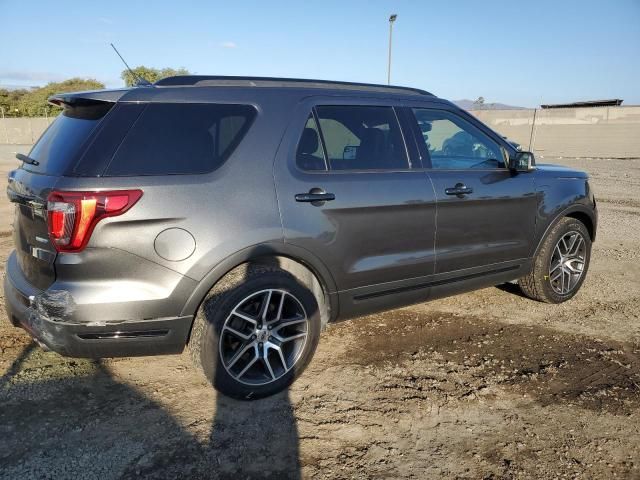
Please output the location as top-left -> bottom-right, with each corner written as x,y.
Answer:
154,75 -> 433,96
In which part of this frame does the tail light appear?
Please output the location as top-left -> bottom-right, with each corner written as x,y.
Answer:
47,190 -> 142,252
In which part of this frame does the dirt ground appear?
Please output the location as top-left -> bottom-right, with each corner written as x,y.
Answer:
1,146 -> 639,479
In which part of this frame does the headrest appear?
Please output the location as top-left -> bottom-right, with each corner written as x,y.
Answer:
299,127 -> 319,154
357,128 -> 385,159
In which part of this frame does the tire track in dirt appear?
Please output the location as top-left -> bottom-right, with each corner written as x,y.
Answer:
338,309 -> 640,414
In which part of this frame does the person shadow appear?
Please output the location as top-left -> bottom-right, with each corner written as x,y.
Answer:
208,388 -> 301,479
201,263 -> 308,479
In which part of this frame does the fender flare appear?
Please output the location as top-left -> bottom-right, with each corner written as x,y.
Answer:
532,204 -> 596,258
179,241 -> 338,322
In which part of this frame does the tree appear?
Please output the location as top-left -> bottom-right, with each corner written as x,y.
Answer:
0,88 -> 31,116
10,78 -> 105,117
121,66 -> 190,87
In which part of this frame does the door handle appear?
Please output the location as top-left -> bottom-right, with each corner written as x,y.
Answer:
445,183 -> 473,196
295,189 -> 336,203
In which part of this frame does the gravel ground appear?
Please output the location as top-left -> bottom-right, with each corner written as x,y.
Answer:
1,146 -> 639,479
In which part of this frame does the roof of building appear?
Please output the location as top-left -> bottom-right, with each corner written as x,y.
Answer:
541,99 -> 623,109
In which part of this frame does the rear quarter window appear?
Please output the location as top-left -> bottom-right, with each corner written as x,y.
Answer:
104,103 -> 256,176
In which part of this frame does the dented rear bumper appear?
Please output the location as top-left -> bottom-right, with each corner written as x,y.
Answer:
3,250 -> 193,358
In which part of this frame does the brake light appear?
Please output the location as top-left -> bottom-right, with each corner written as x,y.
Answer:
47,190 -> 142,252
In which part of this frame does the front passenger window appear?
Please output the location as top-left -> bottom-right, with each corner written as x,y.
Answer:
412,109 -> 505,169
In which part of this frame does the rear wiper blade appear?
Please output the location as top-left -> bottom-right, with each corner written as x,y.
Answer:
16,153 -> 39,166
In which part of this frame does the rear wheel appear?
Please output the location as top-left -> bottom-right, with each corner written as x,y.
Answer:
519,217 -> 591,303
188,264 -> 321,400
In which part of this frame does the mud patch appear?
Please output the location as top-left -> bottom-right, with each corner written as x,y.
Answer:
342,310 -> 640,413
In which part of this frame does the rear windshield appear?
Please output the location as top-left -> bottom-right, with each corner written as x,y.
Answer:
25,102 -> 113,175
104,103 -> 257,176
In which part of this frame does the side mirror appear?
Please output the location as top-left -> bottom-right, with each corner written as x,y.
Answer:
508,151 -> 535,172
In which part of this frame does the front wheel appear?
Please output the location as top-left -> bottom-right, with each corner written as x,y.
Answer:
188,265 -> 321,400
519,217 -> 591,303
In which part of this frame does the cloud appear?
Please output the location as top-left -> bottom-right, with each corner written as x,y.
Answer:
98,17 -> 113,25
220,41 -> 237,49
0,70 -> 66,83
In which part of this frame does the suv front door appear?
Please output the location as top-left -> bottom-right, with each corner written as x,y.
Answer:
274,99 -> 437,317
409,107 -> 537,277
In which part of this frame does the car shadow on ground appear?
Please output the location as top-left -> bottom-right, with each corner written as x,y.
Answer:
0,341 -> 302,479
494,281 -> 529,298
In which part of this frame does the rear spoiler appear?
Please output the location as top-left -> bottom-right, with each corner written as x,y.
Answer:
48,88 -> 131,107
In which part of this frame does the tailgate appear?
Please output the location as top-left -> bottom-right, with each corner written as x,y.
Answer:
7,169 -> 59,290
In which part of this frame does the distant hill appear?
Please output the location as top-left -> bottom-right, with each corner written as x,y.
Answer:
454,99 -> 524,111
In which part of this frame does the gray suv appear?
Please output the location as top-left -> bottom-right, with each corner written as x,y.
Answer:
4,76 -> 597,399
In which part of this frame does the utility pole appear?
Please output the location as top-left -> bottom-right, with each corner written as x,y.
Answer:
1,107 -> 8,144
387,14 -> 397,85
528,108 -> 538,152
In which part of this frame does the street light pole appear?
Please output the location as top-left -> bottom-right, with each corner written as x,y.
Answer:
387,14 -> 397,85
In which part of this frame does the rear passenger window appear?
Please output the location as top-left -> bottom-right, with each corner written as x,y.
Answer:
314,106 -> 408,171
105,103 -> 256,176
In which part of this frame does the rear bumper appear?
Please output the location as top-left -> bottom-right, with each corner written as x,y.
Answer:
3,251 -> 193,358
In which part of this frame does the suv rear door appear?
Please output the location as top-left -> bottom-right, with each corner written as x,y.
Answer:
407,106 -> 537,278
274,98 -> 437,317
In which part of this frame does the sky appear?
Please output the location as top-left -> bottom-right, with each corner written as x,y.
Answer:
1,0 -> 639,107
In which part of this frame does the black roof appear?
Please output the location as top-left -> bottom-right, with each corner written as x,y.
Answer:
154,75 -> 434,97
48,76 -> 439,107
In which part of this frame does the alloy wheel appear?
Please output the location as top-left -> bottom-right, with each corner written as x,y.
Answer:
548,231 -> 586,295
219,289 -> 309,386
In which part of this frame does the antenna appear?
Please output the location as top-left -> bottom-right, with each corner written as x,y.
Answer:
110,43 -> 152,86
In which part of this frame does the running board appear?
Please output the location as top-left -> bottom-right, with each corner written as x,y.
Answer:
353,265 -> 520,301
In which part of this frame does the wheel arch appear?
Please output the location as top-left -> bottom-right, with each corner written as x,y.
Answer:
180,242 -> 338,331
533,205 -> 596,258
565,211 -> 595,241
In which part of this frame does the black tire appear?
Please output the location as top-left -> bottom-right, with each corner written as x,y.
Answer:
187,264 -> 321,400
519,217 -> 591,303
